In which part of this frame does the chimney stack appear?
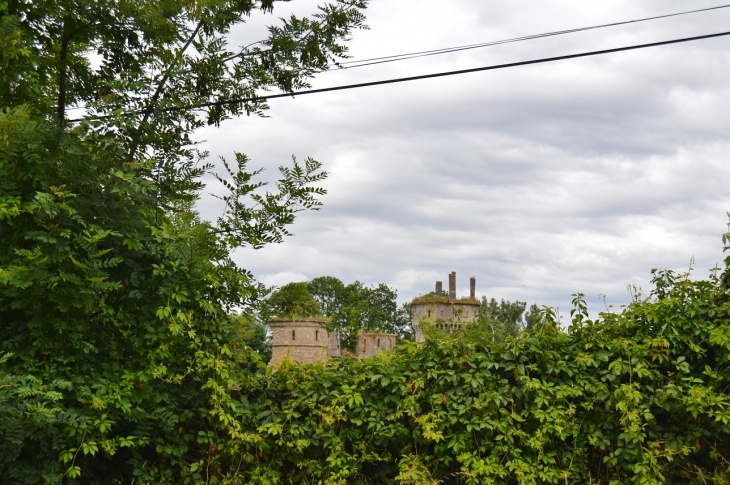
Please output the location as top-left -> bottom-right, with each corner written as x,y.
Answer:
470,277 -> 476,299
448,272 -> 456,301
435,281 -> 443,297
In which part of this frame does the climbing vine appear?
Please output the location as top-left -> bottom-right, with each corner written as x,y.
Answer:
231,259 -> 730,484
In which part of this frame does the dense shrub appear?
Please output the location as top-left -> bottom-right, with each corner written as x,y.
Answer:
0,0 -> 367,481
232,259 -> 730,484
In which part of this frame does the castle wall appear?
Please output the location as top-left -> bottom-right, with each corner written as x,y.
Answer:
269,319 -> 329,366
328,331 -> 341,358
411,302 -> 479,326
411,301 -> 480,342
357,333 -> 396,360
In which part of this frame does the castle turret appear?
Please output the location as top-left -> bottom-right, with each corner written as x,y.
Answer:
411,272 -> 480,342
269,318 -> 330,365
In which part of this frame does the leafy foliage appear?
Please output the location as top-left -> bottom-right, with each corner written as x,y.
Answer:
308,276 -> 413,350
263,282 -> 323,319
214,154 -> 329,249
0,0 -> 368,481
232,254 -> 730,484
231,313 -> 272,364
0,353 -> 72,483
476,297 -> 542,341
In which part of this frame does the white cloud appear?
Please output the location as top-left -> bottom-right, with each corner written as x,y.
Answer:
257,271 -> 310,288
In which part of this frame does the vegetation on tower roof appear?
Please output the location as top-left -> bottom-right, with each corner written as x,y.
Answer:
411,292 -> 480,305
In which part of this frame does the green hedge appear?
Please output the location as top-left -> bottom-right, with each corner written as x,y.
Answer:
2,267 -> 729,484
231,269 -> 730,485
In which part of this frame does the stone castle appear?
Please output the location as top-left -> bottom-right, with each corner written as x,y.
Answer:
269,271 -> 480,365
268,318 -> 393,366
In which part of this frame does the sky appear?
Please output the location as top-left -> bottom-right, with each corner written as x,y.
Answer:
195,0 -> 730,318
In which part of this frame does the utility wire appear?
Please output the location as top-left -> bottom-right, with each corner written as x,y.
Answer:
163,3 -> 730,69
331,3 -> 730,70
66,3 -> 730,113
70,30 -> 730,123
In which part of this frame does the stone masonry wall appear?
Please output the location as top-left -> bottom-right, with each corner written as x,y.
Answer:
411,301 -> 480,342
411,272 -> 481,342
357,333 -> 396,360
328,331 -> 341,358
269,318 -> 329,366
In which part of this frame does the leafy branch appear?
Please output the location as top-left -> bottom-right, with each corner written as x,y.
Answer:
213,153 -> 327,249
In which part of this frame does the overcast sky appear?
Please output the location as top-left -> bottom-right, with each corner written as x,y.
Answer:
196,0 -> 730,318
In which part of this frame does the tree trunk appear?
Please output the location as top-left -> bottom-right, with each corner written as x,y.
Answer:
57,27 -> 69,122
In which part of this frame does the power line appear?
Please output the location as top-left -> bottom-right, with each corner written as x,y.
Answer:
332,3 -> 730,70
66,3 -> 730,113
146,3 -> 730,71
71,30 -> 730,123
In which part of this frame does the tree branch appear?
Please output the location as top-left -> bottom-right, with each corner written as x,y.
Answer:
128,19 -> 205,161
57,29 -> 69,122
57,22 -> 89,122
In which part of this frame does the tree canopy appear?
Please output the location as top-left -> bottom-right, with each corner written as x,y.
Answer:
476,297 -> 541,340
230,313 -> 272,364
0,0 -> 368,481
262,281 -> 323,319
307,276 -> 413,350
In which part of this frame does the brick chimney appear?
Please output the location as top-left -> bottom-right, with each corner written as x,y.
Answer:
470,277 -> 476,299
448,272 -> 456,301
435,281 -> 443,297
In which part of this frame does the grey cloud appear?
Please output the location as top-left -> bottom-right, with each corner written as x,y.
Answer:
195,0 -> 730,316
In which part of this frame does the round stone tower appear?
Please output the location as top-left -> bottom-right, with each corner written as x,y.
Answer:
269,317 -> 330,366
411,272 -> 480,342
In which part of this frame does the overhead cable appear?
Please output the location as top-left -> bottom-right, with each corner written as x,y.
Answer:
332,3 -> 730,70
220,3 -> 730,69
66,3 -> 730,113
70,30 -> 730,123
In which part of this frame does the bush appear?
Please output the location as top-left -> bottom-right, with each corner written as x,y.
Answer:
231,259 -> 730,484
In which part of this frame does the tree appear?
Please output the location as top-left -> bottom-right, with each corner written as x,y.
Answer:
475,297 -> 542,341
0,0 -> 367,481
524,302 -> 541,330
307,275 -> 347,315
354,282 -> 413,343
231,313 -> 272,364
308,277 -> 413,351
262,281 -> 322,319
